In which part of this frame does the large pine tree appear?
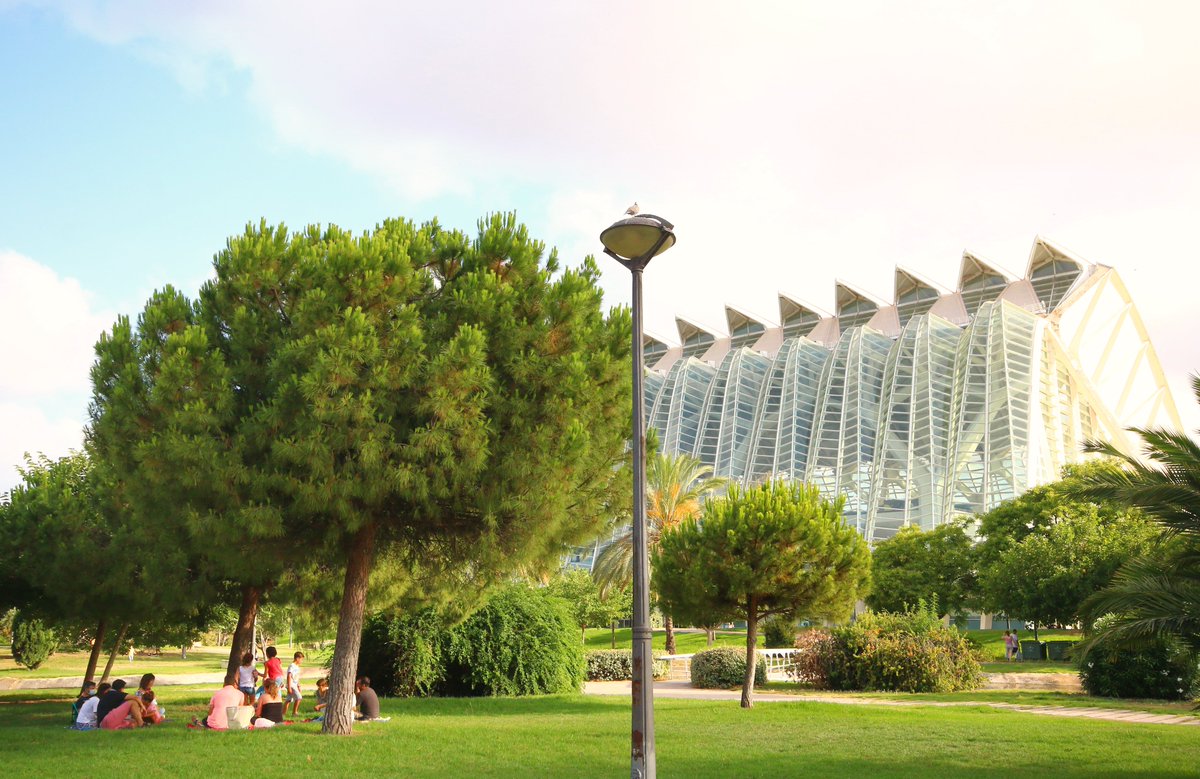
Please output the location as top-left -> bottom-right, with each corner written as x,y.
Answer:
91,214 -> 632,734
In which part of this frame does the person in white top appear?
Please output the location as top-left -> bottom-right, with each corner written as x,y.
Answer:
285,651 -> 304,718
74,682 -> 108,730
236,652 -> 259,699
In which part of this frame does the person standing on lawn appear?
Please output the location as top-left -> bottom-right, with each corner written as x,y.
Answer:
263,646 -> 284,696
1003,630 -> 1014,661
285,652 -> 304,718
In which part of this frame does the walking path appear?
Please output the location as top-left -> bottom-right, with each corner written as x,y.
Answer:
583,680 -> 1200,727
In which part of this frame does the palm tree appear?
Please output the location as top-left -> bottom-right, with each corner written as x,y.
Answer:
1070,375 -> 1200,655
592,451 -> 728,653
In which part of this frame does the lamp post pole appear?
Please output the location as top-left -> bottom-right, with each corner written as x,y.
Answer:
600,213 -> 676,779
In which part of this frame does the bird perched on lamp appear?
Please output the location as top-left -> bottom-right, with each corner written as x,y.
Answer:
625,202 -> 640,216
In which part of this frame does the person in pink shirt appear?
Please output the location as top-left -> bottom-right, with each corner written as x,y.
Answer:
203,674 -> 247,730
100,691 -> 154,730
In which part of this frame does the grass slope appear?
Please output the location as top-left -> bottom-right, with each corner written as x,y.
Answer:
4,686 -> 1198,778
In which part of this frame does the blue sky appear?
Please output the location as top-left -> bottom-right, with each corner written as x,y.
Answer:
2,1 -> 1199,493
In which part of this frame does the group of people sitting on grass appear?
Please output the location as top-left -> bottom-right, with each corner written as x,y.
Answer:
69,644 -> 383,731
71,673 -> 165,730
199,645 -> 381,729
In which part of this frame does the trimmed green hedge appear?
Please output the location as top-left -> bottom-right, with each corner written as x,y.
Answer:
690,647 -> 766,689
357,585 -> 584,697
585,650 -> 669,681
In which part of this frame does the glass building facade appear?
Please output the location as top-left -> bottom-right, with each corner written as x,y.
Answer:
613,239 -> 1180,553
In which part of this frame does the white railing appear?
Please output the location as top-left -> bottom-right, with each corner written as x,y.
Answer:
756,648 -> 800,677
658,648 -> 800,680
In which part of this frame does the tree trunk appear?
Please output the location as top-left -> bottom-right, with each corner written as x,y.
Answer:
741,601 -> 758,709
100,623 -> 129,684
323,522 -> 378,736
225,584 -> 261,679
80,617 -> 107,695
610,621 -> 617,649
181,645 -> 188,660
664,615 -> 676,655
706,627 -> 715,647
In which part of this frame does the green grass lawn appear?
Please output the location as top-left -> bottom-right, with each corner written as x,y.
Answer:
0,645 -> 233,680
583,627 -> 746,653
3,686 -> 1198,778
759,684 -> 1196,717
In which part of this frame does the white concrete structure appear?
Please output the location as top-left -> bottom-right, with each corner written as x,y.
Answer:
638,238 -> 1178,544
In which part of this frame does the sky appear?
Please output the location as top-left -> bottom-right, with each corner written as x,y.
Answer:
1,0 -> 1199,494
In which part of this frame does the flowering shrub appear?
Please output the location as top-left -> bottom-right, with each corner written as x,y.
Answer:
1079,628 -> 1199,700
585,650 -> 669,681
691,647 -> 767,689
788,605 -> 983,693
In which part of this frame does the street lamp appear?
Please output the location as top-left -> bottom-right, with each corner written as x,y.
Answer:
600,212 -> 676,779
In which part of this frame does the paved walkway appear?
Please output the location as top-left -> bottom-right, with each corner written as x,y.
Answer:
583,680 -> 1200,727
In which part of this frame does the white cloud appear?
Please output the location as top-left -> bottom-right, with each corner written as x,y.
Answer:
0,401 -> 86,497
0,250 -> 111,396
0,251 -> 109,495
13,0 -> 1200,430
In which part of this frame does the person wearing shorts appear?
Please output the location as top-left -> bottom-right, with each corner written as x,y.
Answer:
285,652 -> 304,717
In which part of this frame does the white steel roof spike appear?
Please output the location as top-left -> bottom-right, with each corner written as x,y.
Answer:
777,292 -> 830,322
724,304 -> 775,333
834,279 -> 887,311
1026,236 -> 1087,278
958,251 -> 1016,290
675,315 -> 723,344
643,331 -> 673,349
894,265 -> 950,302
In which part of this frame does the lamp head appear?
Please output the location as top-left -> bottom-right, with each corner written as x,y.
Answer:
600,214 -> 676,267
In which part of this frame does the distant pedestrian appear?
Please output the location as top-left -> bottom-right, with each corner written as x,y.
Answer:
1003,630 -> 1014,661
1012,630 -> 1023,662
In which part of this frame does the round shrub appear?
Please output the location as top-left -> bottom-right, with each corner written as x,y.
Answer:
11,614 -> 55,670
1079,638 -> 1200,700
585,650 -> 669,681
690,647 -> 766,689
792,609 -> 983,693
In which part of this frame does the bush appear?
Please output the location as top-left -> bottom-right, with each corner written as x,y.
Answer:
11,614 -> 56,670
585,650 -> 669,681
789,629 -> 832,687
790,606 -> 983,693
443,587 -> 584,696
357,585 -> 585,697
1079,632 -> 1200,700
691,647 -> 767,689
762,616 -> 795,649
358,609 -> 446,697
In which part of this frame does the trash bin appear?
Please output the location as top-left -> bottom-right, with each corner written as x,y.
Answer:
1044,640 -> 1073,661
1019,639 -> 1045,661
